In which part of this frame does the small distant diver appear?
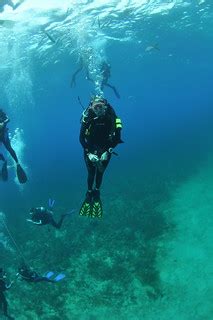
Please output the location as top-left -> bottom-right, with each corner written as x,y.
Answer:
70,59 -> 120,99
0,0 -> 25,13
70,57 -> 91,88
16,263 -> 65,283
0,108 -> 27,184
99,61 -> 120,99
43,29 -> 56,44
27,203 -> 75,229
0,268 -> 14,320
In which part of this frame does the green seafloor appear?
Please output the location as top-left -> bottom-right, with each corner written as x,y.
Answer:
1,145 -> 213,320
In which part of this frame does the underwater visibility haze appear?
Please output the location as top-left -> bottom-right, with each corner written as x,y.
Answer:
0,0 -> 213,319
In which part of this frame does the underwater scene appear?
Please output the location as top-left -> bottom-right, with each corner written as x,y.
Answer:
0,0 -> 213,319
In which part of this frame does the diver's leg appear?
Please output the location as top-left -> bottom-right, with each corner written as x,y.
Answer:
50,216 -> 65,229
0,153 -> 5,161
0,293 -> 4,313
70,66 -> 83,87
95,157 -> 111,190
87,166 -> 96,191
84,153 -> 95,191
105,83 -> 120,99
34,276 -> 55,283
1,293 -> 8,316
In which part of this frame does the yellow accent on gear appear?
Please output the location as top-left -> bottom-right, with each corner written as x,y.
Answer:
115,118 -> 122,129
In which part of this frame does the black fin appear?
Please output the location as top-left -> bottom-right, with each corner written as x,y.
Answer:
17,164 -> 27,184
2,161 -> 8,181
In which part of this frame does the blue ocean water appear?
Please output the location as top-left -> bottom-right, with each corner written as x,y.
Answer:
0,1 -> 213,319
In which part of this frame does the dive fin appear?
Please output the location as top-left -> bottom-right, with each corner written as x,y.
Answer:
79,192 -> 93,217
79,200 -> 92,217
48,198 -> 55,208
45,271 -> 54,279
2,161 -> 8,181
54,273 -> 65,282
91,199 -> 103,218
16,164 -> 27,184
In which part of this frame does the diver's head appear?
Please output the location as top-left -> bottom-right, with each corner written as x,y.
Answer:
90,96 -> 107,117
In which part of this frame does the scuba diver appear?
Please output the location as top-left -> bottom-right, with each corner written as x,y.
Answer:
79,96 -> 123,218
0,109 -> 27,184
0,0 -> 25,12
0,268 -> 14,320
71,59 -> 120,99
99,61 -> 120,99
70,57 -> 92,88
27,206 -> 71,229
16,264 -> 65,283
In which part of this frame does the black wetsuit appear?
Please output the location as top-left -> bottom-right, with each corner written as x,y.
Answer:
0,126 -> 18,164
0,279 -> 13,319
70,58 -> 92,88
100,62 -> 120,99
18,268 -> 54,283
30,207 -> 66,229
79,105 -> 122,190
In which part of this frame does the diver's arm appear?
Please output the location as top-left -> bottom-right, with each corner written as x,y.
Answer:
79,122 -> 89,151
70,66 -> 83,87
3,131 -> 19,163
5,282 -> 13,289
26,219 -> 42,225
108,107 -> 123,148
105,83 -> 120,99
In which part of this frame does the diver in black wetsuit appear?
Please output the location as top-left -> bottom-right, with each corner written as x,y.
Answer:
79,96 -> 123,218
99,61 -> 120,99
70,57 -> 91,88
0,108 -> 27,183
27,207 -> 69,229
0,268 -> 14,320
71,59 -> 120,98
16,264 -> 55,283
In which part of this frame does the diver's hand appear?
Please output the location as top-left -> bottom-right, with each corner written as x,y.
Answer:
26,219 -> 42,225
87,153 -> 99,162
100,151 -> 109,161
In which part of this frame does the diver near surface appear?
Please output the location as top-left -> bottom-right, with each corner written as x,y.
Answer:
0,109 -> 27,183
70,57 -> 92,88
27,206 -> 71,229
0,0 -> 25,12
16,264 -> 65,283
99,61 -> 120,99
71,59 -> 120,99
0,268 -> 14,320
79,96 -> 123,218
